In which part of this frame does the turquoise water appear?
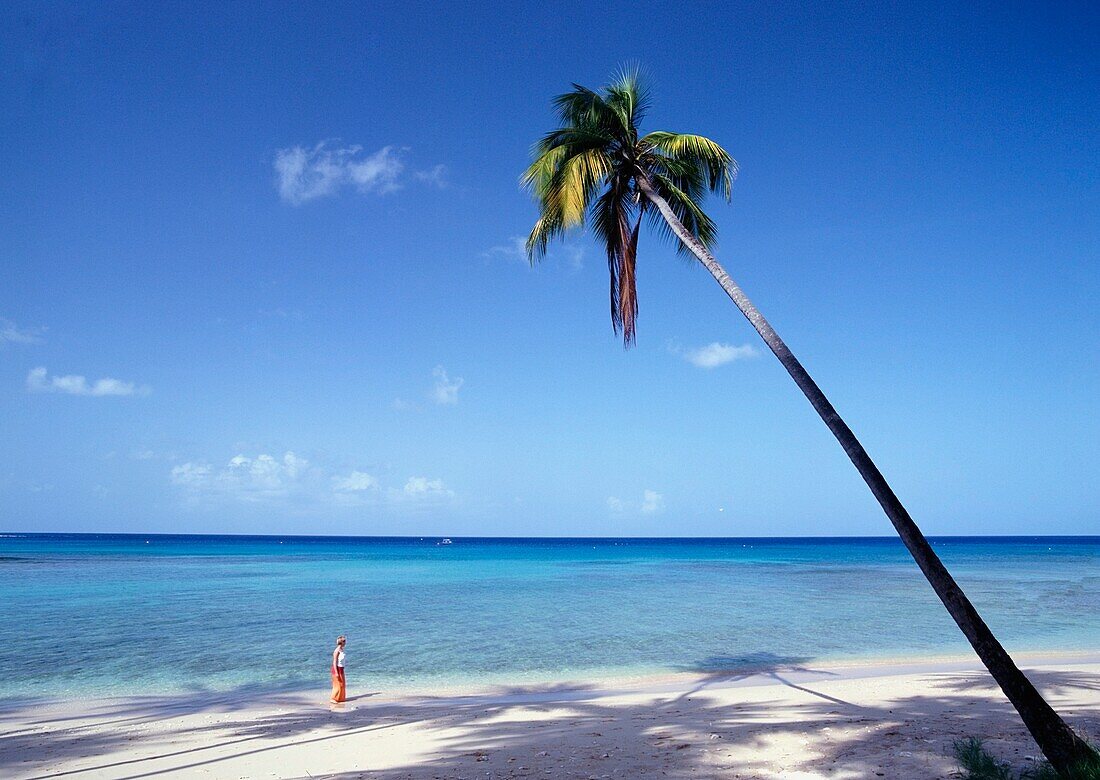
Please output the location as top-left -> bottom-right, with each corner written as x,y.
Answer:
0,534 -> 1097,698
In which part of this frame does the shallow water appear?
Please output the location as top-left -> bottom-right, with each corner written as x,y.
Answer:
1,534 -> 1096,698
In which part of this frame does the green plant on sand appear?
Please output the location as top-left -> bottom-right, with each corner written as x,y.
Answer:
521,66 -> 1098,777
956,738 -> 1100,780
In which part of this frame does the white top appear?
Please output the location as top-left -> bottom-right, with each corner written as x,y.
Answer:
336,650 -> 345,668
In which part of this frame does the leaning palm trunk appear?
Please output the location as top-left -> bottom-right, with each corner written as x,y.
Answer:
636,175 -> 1094,774
524,71 -> 1096,775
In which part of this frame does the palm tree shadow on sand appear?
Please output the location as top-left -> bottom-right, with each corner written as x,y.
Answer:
672,652 -> 854,709
4,658 -> 1097,780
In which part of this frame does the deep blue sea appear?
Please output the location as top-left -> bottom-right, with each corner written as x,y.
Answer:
0,534 -> 1097,699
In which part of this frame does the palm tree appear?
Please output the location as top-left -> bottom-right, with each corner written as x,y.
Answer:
522,69 -> 1096,776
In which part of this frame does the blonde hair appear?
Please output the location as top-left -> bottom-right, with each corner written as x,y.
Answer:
336,635 -> 346,646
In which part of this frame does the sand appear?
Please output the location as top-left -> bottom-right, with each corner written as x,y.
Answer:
2,655 -> 1098,779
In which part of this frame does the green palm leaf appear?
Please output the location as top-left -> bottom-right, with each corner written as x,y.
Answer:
521,69 -> 736,344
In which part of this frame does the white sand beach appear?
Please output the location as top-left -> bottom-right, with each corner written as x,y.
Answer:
3,655 -> 1098,779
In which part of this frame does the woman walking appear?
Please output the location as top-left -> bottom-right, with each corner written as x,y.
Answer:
330,635 -> 347,704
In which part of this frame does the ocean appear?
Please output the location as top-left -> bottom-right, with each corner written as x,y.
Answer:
1,534 -> 1096,699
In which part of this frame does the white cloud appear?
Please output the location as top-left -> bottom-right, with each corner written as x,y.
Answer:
562,245 -> 585,269
171,452 -> 455,508
482,237 -> 584,269
274,142 -> 404,205
483,236 -> 528,260
274,144 -> 349,204
678,342 -> 757,369
641,489 -> 665,514
0,318 -> 44,345
27,367 -> 150,397
414,164 -> 447,188
399,365 -> 466,409
346,147 -> 404,194
171,451 -> 311,502
170,461 -> 212,488
608,490 -> 665,515
130,448 -> 179,462
333,471 -> 378,492
431,366 -> 464,405
403,476 -> 453,498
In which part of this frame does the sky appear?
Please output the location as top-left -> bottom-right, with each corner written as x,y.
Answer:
1,1 -> 1097,536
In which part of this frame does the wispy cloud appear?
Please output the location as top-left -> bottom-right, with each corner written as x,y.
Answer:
171,451 -> 453,508
1,318 -> 45,345
130,448 -> 178,461
274,142 -> 405,205
394,367 -> 465,410
674,341 -> 758,369
431,366 -> 464,405
561,245 -> 585,269
607,489 -> 665,515
170,461 -> 214,488
402,476 -> 453,498
481,236 -> 584,269
27,367 -> 150,397
414,164 -> 448,188
641,489 -> 665,514
482,236 -> 527,261
332,470 -> 378,492
260,306 -> 306,322
171,451 -> 313,502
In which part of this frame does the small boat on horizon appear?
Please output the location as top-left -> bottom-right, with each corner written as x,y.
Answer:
439,538 -> 453,545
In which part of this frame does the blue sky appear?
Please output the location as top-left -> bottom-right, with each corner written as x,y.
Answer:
2,1 -> 1097,536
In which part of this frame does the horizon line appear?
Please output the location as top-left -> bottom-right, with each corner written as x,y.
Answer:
2,531 -> 1097,541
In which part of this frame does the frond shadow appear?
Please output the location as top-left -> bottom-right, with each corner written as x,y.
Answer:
2,661 -> 1097,780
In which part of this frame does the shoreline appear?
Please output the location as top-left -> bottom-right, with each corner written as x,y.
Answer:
8,531 -> 1099,539
4,654 -> 1098,779
9,648 -> 1099,706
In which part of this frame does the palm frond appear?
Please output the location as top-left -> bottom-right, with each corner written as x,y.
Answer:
520,145 -> 568,199
648,173 -> 719,256
591,179 -> 641,341
604,64 -> 650,138
530,127 -> 613,159
524,68 -> 735,345
641,131 -> 737,199
619,214 -> 641,343
525,212 -> 565,262
552,85 -> 618,131
643,152 -> 709,203
523,144 -> 612,260
553,147 -> 612,226
522,128 -> 610,198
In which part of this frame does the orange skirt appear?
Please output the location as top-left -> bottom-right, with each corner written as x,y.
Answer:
330,665 -> 346,702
